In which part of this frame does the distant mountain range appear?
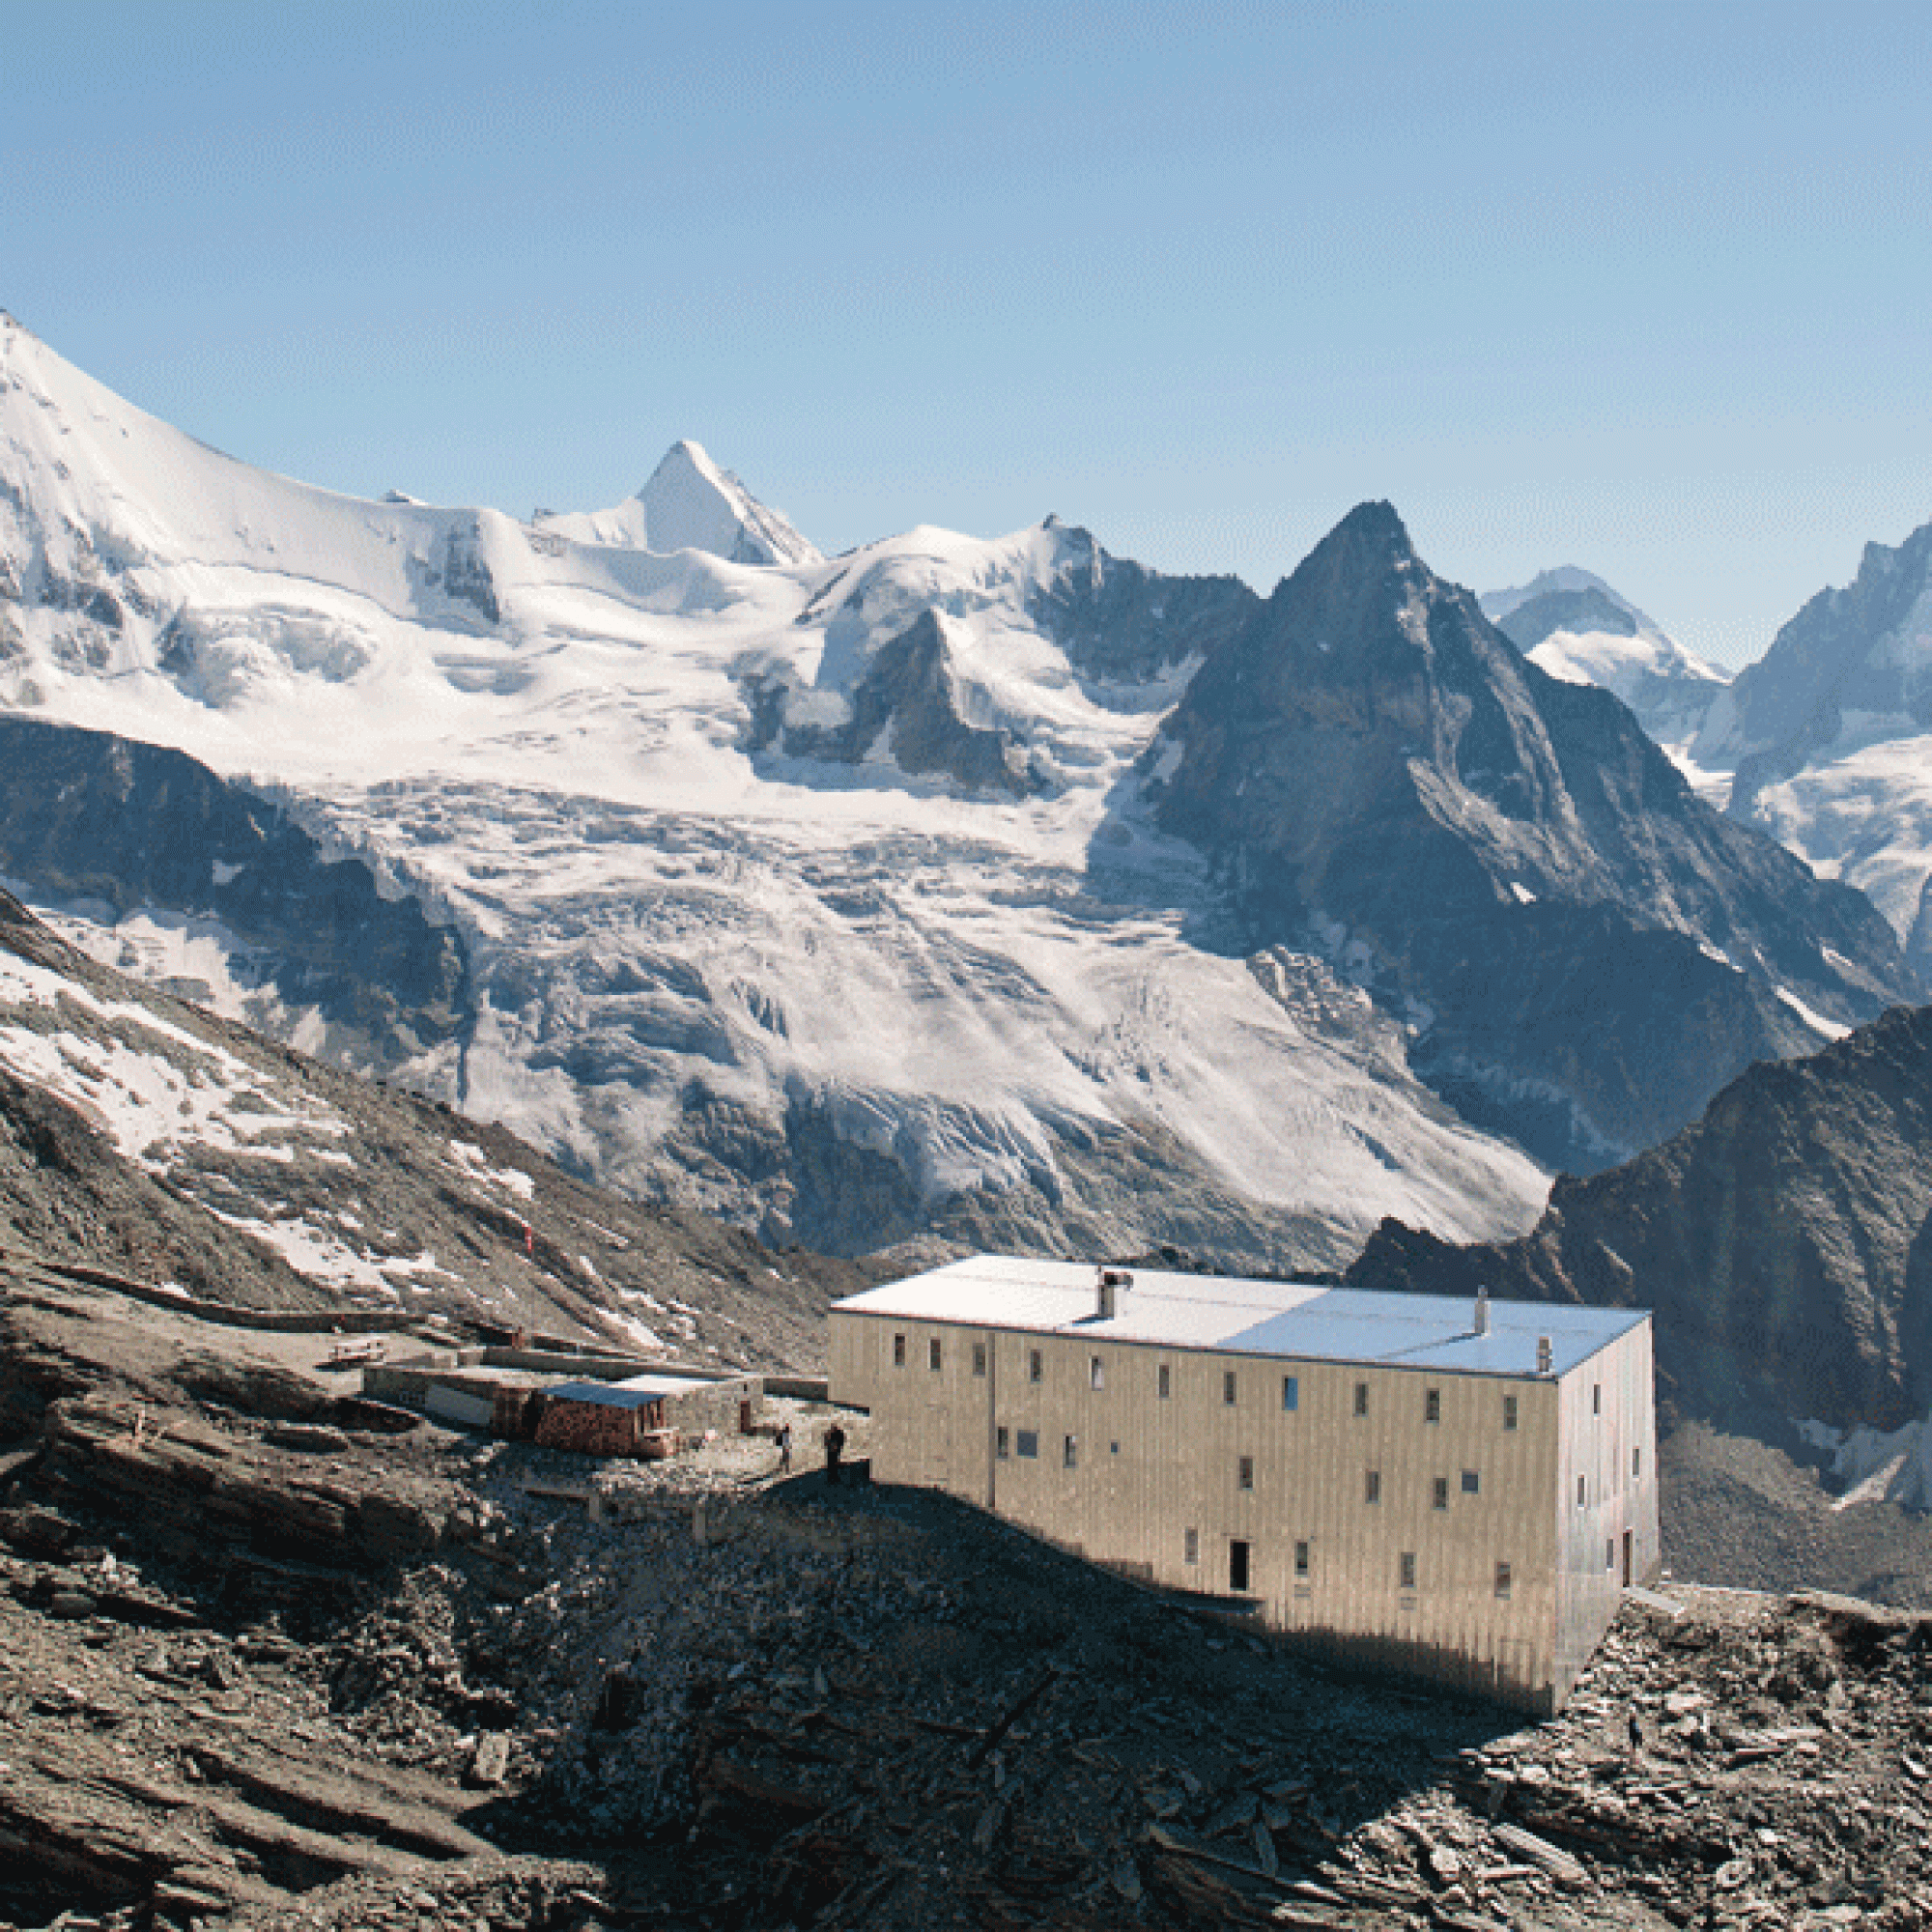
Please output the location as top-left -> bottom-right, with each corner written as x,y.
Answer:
0,309 -> 1920,1272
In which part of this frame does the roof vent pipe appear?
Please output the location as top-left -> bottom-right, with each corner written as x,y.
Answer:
1474,1287 -> 1490,1336
1536,1334 -> 1552,1376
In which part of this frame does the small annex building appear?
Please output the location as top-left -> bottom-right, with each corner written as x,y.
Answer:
829,1256 -> 1658,1714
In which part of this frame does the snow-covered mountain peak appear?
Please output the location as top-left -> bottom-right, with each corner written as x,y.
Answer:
1480,565 -> 1728,753
530,440 -> 822,567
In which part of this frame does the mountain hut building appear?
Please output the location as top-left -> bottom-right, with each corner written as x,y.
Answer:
828,1255 -> 1657,1714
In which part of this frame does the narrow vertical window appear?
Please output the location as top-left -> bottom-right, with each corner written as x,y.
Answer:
1293,1540 -> 1310,1577
1090,1355 -> 1105,1391
1028,1349 -> 1042,1383
1633,1445 -> 1641,1478
1353,1381 -> 1369,1418
1593,1383 -> 1602,1416
1605,1538 -> 1617,1572
1281,1374 -> 1298,1411
1577,1474 -> 1588,1509
1157,1362 -> 1171,1399
972,1342 -> 987,1378
996,1426 -> 1009,1459
894,1333 -> 906,1368
1424,1387 -> 1441,1424
1223,1370 -> 1237,1406
1503,1393 -> 1519,1432
1364,1469 -> 1381,1505
1063,1435 -> 1078,1469
1495,1561 -> 1513,1600
1184,1526 -> 1199,1566
929,1337 -> 943,1372
1237,1455 -> 1255,1492
1399,1551 -> 1416,1590
1231,1541 -> 1252,1592
1432,1475 -> 1449,1511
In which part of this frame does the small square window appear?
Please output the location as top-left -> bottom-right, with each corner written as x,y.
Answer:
928,1337 -> 943,1372
1016,1430 -> 1038,1459
1364,1469 -> 1381,1505
1461,1469 -> 1480,1495
972,1342 -> 987,1378
1399,1550 -> 1416,1591
1281,1374 -> 1299,1411
1293,1540 -> 1310,1577
1223,1370 -> 1238,1406
1577,1474 -> 1588,1509
1503,1393 -> 1519,1432
1633,1445 -> 1641,1478
1064,1435 -> 1078,1469
1184,1526 -> 1199,1565
1237,1455 -> 1255,1492
1495,1560 -> 1513,1600
1157,1362 -> 1171,1399
894,1333 -> 906,1368
1593,1382 -> 1602,1416
1424,1387 -> 1441,1424
1028,1349 -> 1042,1384
996,1426 -> 1009,1459
1090,1354 -> 1105,1391
1353,1381 -> 1369,1418
1432,1476 -> 1449,1511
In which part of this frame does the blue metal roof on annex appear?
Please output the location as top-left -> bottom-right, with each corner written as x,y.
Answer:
833,1256 -> 1646,1379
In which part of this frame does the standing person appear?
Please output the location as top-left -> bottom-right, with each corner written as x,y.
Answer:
824,1420 -> 846,1488
776,1419 -> 793,1474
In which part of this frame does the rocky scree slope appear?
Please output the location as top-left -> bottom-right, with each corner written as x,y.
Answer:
1151,502 -> 1917,1172
6,1264 -> 1932,1931
0,889 -> 864,1366
1347,1001 -> 1932,1436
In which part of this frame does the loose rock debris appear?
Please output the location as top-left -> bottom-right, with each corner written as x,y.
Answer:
5,1289 -> 1932,1927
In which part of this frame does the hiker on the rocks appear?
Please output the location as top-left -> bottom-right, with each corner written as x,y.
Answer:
824,1421 -> 846,1487
775,1419 -> 793,1474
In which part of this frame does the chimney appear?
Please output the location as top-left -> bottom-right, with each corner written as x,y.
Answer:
1095,1266 -> 1130,1320
1473,1287 -> 1490,1336
1536,1334 -> 1552,1376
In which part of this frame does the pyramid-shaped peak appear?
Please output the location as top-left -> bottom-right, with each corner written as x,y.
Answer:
635,440 -> 821,568
1316,499 -> 1415,564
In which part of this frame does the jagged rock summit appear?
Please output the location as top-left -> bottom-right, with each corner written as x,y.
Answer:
1151,501 -> 1918,1169
1348,1001 -> 1932,1441
532,438 -> 822,567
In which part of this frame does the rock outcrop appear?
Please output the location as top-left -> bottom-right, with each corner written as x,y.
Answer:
1152,502 -> 1918,1170
1348,1002 -> 1932,1432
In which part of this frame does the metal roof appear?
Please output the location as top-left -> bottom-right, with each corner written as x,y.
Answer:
544,1380 -> 668,1410
832,1255 -> 1644,1378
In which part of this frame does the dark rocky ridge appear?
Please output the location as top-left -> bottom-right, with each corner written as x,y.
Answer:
1151,501 -> 1918,1170
745,610 -> 1045,796
0,713 -> 469,1076
1347,1001 -> 1932,1434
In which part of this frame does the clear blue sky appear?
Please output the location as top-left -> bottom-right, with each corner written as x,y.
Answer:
5,1 -> 1929,666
